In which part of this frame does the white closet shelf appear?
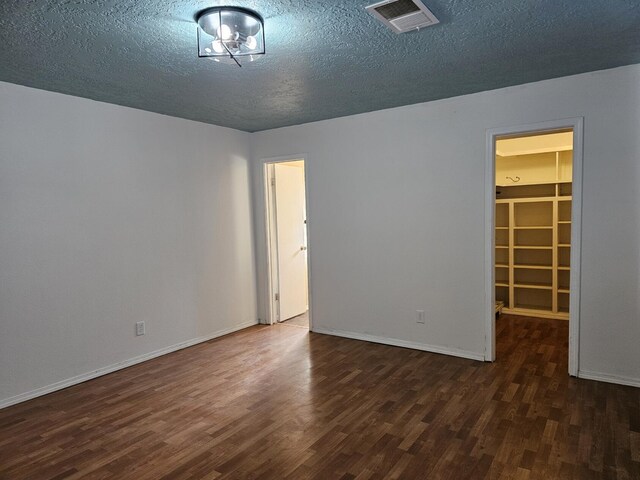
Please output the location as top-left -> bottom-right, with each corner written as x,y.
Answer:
558,221 -> 571,224
496,181 -> 557,187
558,244 -> 571,247
496,282 -> 509,287
513,226 -> 552,230
495,264 -> 509,268
504,307 -> 569,320
495,246 -> 509,249
514,264 -> 552,270
558,266 -> 570,271
495,226 -> 509,230
514,283 -> 553,290
558,288 -> 570,294
514,246 -> 553,250
513,304 -> 553,312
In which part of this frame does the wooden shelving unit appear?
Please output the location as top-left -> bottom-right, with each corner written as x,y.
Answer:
495,147 -> 572,320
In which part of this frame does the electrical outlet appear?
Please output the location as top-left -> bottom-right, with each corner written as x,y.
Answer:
135,321 -> 145,336
416,310 -> 425,324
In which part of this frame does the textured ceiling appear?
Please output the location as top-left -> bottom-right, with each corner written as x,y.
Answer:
1,1 -> 639,132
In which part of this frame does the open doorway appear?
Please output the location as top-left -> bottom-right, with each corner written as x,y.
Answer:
485,119 -> 583,376
264,159 -> 310,329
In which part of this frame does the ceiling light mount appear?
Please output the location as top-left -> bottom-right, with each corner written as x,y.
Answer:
196,6 -> 265,67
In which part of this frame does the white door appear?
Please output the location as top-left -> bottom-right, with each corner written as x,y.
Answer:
274,162 -> 308,321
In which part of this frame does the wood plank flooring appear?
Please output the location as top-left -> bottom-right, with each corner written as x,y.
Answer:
281,311 -> 310,328
1,315 -> 638,479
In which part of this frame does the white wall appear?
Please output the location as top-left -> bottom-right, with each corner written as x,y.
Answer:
0,82 -> 257,406
251,65 -> 640,383
2,64 -> 638,407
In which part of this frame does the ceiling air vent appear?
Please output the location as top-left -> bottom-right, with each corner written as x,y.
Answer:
366,0 -> 439,34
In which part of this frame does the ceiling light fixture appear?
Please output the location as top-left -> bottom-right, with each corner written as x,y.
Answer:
196,6 -> 265,67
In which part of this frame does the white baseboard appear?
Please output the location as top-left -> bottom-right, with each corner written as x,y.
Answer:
311,327 -> 485,361
0,320 -> 259,410
578,370 -> 640,388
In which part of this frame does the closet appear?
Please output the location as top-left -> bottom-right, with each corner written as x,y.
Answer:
495,132 -> 572,320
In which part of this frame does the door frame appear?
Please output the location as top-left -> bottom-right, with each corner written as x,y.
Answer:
262,154 -> 313,329
484,118 -> 584,376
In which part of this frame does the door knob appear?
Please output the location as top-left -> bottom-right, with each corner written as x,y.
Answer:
300,246 -> 307,251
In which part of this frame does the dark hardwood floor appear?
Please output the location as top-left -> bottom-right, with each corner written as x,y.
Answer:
1,315 -> 638,479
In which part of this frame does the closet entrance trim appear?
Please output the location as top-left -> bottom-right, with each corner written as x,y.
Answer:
484,118 -> 584,376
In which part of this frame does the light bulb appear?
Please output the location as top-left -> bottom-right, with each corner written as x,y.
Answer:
245,35 -> 257,50
218,24 -> 232,40
212,40 -> 225,53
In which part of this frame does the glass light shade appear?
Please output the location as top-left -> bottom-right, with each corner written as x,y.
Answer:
197,7 -> 265,64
